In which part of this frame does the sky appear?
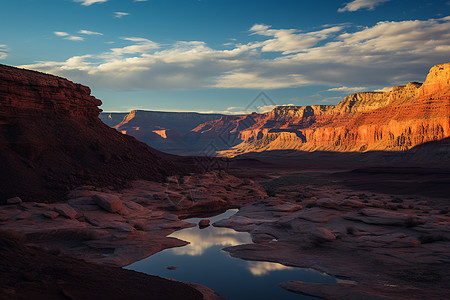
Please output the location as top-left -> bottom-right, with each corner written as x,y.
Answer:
0,0 -> 449,114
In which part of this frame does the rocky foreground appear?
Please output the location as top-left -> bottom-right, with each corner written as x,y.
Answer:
2,167 -> 449,299
213,172 -> 450,299
0,231 -> 209,300
0,171 -> 266,267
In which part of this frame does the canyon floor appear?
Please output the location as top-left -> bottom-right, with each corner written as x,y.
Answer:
1,156 -> 449,299
225,162 -> 450,299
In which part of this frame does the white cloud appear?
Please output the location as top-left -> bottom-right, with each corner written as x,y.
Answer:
54,31 -> 69,37
54,31 -> 84,41
21,17 -> 450,92
0,45 -> 8,59
258,105 -> 277,112
114,12 -> 129,18
110,37 -> 159,55
249,24 -> 344,54
134,0 -> 148,2
74,0 -> 107,6
338,0 -> 390,12
327,86 -> 368,92
66,36 -> 84,41
79,30 -> 103,35
374,86 -> 393,92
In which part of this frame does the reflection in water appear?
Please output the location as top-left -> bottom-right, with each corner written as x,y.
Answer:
170,216 -> 291,277
170,226 -> 252,256
246,261 -> 293,276
126,209 -> 336,300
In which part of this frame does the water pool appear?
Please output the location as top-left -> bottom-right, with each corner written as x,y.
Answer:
126,209 -> 335,299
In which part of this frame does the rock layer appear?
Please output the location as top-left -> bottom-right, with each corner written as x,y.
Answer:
0,64 -> 179,203
213,63 -> 450,157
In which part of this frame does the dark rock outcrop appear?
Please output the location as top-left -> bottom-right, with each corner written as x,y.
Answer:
0,64 -> 179,203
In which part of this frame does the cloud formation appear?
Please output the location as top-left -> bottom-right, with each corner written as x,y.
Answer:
54,31 -> 69,37
114,12 -> 129,18
338,0 -> 390,12
54,31 -> 84,41
0,45 -> 8,59
79,30 -> 103,35
74,0 -> 107,6
327,86 -> 368,92
23,17 -> 450,91
249,24 -> 344,54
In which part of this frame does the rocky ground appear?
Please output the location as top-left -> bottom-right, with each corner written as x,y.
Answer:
214,170 -> 450,299
0,171 -> 266,268
1,167 -> 449,299
0,230 -> 214,300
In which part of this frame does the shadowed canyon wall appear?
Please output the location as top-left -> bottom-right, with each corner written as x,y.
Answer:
0,64 -> 178,203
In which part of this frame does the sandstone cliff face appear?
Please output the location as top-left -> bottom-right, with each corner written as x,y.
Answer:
418,63 -> 450,96
218,63 -> 450,157
0,64 -> 178,203
0,66 -> 101,118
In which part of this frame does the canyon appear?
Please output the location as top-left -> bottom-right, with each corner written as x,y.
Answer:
221,63 -> 450,157
1,63 -> 449,300
104,63 -> 450,160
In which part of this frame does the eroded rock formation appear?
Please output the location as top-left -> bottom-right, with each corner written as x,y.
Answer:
0,64 -> 178,203
218,63 -> 450,156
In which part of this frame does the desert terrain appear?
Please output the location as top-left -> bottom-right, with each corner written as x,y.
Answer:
1,62 -> 449,299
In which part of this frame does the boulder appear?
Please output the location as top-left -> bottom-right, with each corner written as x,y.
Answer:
199,219 -> 210,228
164,214 -> 178,221
271,203 -> 303,212
54,204 -> 77,219
6,197 -> 22,204
316,198 -> 340,209
291,222 -> 336,243
93,193 -> 122,213
123,201 -> 144,211
43,211 -> 59,220
310,226 -> 336,242
344,208 -> 423,226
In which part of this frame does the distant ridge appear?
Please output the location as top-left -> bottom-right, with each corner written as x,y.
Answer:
218,63 -> 450,156
101,63 -> 450,159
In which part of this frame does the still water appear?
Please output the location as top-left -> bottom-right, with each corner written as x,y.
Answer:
126,209 -> 335,299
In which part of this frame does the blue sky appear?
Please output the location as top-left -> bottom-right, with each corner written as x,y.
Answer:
1,0 -> 449,113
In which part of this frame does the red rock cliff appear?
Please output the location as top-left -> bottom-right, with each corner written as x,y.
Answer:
0,66 -> 101,118
218,63 -> 450,157
0,64 -> 178,203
